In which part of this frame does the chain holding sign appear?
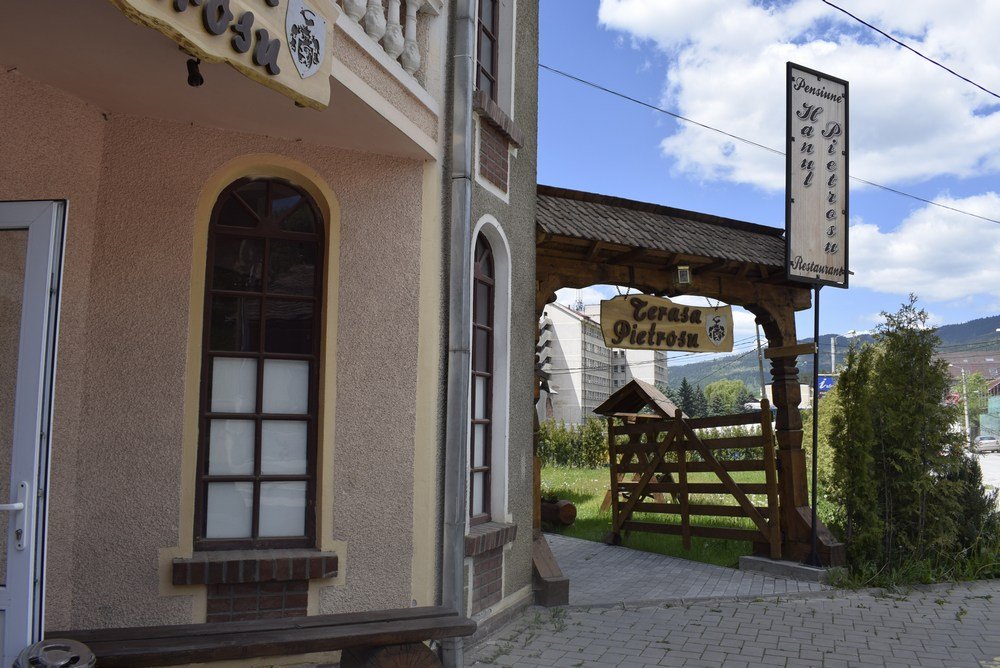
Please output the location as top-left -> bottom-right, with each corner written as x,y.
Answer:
110,0 -> 337,109
599,295 -> 734,353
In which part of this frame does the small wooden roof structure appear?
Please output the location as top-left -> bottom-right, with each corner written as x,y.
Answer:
593,379 -> 685,419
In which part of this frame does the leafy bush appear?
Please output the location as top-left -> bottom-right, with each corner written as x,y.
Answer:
538,418 -> 609,468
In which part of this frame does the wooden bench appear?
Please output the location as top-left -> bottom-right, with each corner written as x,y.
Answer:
49,606 -> 476,667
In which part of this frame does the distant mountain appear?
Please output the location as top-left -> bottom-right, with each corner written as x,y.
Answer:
667,315 -> 1000,394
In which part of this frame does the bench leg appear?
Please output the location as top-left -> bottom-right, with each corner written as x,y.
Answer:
341,642 -> 440,667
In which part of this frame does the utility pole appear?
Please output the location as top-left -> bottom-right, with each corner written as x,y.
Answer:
962,367 -> 971,448
830,335 -> 836,374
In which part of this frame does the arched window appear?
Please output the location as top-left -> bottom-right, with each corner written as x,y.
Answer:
196,178 -> 323,549
470,234 -> 494,524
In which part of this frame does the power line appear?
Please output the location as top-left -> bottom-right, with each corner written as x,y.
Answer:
539,63 -> 1000,227
819,0 -> 1000,101
539,63 -> 783,157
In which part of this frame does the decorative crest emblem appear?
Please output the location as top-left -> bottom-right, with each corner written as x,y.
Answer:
286,0 -> 326,79
706,314 -> 728,346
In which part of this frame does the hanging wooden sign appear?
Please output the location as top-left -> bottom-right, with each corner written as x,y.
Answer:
599,295 -> 734,353
109,0 -> 338,110
785,62 -> 849,287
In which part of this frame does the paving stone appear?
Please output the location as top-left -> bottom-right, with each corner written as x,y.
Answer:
466,538 -> 1000,666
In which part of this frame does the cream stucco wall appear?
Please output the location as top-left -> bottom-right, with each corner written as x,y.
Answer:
0,68 -> 441,630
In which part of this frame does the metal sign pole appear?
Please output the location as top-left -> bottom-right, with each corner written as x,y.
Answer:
805,284 -> 822,567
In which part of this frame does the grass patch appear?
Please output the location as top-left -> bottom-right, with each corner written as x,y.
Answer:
542,466 -> 764,568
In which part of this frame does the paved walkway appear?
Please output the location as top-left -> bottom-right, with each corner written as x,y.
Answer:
547,534 -> 827,606
469,536 -> 1000,666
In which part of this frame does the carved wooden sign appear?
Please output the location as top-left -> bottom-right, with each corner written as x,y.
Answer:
786,62 -> 849,287
109,0 -> 339,110
600,295 -> 734,353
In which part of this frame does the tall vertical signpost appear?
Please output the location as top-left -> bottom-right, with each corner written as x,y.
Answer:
785,62 -> 849,567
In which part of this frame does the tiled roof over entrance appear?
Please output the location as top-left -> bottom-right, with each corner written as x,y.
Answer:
537,185 -> 786,268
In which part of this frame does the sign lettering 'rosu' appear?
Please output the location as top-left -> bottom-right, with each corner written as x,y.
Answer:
599,295 -> 734,353
110,0 -> 337,109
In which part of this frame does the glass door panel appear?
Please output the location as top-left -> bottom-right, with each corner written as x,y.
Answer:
0,229 -> 29,589
0,202 -> 65,665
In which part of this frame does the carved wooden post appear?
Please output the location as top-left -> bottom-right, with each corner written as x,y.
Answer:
363,0 -> 387,41
757,299 -> 844,565
400,0 -> 424,74
382,0 -> 404,59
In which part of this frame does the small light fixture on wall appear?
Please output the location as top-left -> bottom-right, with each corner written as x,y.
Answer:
677,265 -> 691,284
186,58 -> 204,87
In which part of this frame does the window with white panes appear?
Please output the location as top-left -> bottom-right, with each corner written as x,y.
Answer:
470,234 -> 494,524
196,178 -> 322,549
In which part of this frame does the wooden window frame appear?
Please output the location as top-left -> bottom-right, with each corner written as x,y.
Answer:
195,177 -> 324,551
470,235 -> 494,525
476,0 -> 500,101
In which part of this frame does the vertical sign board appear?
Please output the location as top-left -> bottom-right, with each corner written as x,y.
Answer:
109,0 -> 338,109
786,63 -> 849,287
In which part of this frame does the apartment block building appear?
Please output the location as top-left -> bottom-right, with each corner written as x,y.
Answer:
540,302 -> 668,424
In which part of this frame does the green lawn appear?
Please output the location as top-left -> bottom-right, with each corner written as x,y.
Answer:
541,466 -> 768,568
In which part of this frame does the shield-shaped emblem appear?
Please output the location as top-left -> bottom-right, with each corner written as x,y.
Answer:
286,0 -> 327,79
706,313 -> 727,346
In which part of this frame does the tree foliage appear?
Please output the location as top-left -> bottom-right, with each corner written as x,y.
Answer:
827,296 -> 998,574
538,418 -> 609,468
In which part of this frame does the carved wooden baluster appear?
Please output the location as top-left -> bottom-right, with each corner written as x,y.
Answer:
342,0 -> 366,22
400,0 -> 424,75
382,0 -> 404,59
363,0 -> 387,41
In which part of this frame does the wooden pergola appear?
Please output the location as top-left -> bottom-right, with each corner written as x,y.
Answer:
531,186 -> 844,602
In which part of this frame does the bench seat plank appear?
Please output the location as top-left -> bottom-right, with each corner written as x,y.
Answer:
49,607 -> 476,667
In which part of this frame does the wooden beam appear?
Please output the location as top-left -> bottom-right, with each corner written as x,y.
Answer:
608,247 -> 648,266
764,342 -> 816,359
586,240 -> 604,261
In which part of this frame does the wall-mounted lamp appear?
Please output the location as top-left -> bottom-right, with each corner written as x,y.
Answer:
677,265 -> 691,284
186,58 -> 204,87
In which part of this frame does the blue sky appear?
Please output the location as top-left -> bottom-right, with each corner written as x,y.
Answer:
539,0 -> 1000,365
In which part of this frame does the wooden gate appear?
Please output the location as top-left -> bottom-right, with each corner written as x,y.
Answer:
603,399 -> 782,559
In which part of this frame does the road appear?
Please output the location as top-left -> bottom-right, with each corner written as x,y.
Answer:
975,451 -> 1000,491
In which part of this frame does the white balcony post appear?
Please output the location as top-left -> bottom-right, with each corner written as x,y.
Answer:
382,0 -> 404,59
363,0 -> 387,41
400,0 -> 424,75
342,0 -> 366,22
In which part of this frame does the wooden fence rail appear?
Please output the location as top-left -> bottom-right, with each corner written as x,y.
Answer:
604,400 -> 781,558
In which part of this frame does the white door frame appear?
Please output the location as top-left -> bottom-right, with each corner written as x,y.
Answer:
0,201 -> 65,665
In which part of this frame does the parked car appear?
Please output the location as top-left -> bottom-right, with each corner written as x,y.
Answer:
974,435 -> 1000,453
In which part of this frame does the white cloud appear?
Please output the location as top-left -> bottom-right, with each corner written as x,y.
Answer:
598,0 -> 1000,190
850,193 -> 1000,301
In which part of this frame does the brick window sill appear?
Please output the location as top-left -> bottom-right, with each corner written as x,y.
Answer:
465,522 -> 517,557
472,90 -> 524,149
172,549 -> 338,586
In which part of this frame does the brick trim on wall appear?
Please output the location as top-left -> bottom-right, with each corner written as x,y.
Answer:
478,122 -> 510,194
172,550 -> 338,586
470,547 -> 503,615
472,89 -> 524,148
465,521 -> 517,557
206,580 -> 309,623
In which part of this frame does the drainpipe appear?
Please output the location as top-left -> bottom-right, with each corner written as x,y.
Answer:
441,0 -> 476,666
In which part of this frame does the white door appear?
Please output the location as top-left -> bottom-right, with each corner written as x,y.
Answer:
0,201 -> 65,665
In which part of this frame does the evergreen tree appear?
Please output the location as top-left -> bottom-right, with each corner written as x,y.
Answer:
707,392 -> 728,417
677,377 -> 695,416
828,296 -> 997,571
692,384 -> 709,418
